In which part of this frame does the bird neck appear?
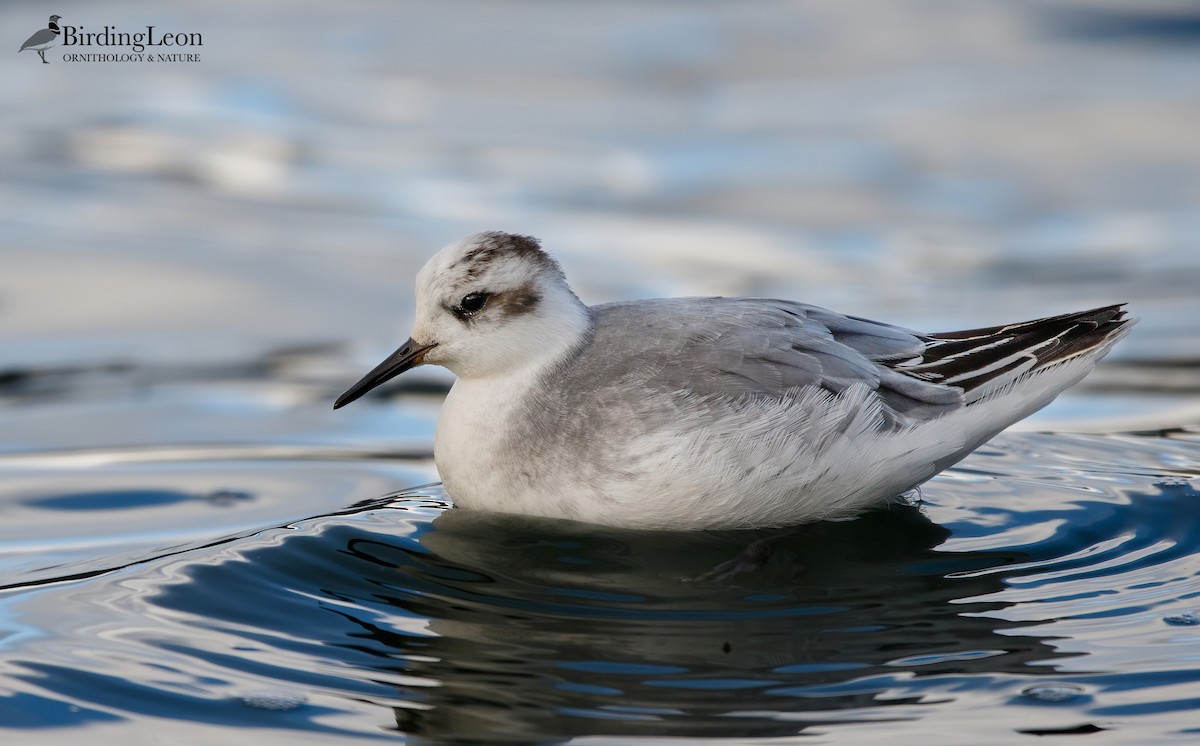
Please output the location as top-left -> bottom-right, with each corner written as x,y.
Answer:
524,290 -> 593,374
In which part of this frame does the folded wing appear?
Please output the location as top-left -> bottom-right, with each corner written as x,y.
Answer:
591,299 -> 1132,426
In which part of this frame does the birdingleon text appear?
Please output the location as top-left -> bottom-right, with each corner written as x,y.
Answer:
60,25 -> 201,53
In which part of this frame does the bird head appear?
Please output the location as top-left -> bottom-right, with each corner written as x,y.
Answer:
334,232 -> 591,408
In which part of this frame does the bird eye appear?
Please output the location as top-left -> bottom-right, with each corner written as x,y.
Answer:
456,292 -> 489,316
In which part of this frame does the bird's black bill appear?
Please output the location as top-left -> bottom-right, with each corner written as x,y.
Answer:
334,338 -> 434,409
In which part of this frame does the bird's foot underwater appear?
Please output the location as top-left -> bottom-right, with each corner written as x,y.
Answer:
688,526 -> 810,582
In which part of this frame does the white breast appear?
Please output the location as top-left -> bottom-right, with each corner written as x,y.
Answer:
434,375 -> 532,511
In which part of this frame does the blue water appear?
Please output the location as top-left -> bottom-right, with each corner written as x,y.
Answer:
3,0 -> 1200,742
2,428 -> 1200,742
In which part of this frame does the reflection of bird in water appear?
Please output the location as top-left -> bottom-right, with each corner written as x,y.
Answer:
19,15 -> 62,64
131,473 -> 1172,743
336,232 -> 1135,531
364,504 -> 1068,744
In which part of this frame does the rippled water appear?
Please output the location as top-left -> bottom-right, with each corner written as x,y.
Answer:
4,0 -> 1200,742
3,429 -> 1200,742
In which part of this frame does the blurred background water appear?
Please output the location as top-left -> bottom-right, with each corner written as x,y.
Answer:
2,0 -> 1200,743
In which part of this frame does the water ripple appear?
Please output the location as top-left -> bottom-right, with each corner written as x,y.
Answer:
0,431 -> 1196,741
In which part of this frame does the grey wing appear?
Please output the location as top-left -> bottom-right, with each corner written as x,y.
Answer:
581,299 -> 1131,430
709,301 -> 962,412
661,300 -> 1133,413
593,299 -> 963,419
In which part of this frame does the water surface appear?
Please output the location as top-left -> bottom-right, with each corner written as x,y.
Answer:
3,428 -> 1200,743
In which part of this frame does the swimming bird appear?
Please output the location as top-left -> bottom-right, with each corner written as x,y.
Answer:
335,232 -> 1134,531
19,15 -> 62,64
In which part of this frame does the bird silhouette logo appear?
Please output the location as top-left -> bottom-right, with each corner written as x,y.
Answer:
19,14 -> 62,64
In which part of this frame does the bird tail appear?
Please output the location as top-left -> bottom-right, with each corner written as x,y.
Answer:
899,304 -> 1135,403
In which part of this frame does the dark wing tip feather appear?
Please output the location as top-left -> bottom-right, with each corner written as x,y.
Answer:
927,304 -> 1129,341
894,304 -> 1134,395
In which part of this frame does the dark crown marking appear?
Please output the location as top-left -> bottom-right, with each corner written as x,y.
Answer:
452,232 -> 557,280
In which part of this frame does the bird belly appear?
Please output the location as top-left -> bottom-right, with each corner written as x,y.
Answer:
432,378 -> 1037,530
